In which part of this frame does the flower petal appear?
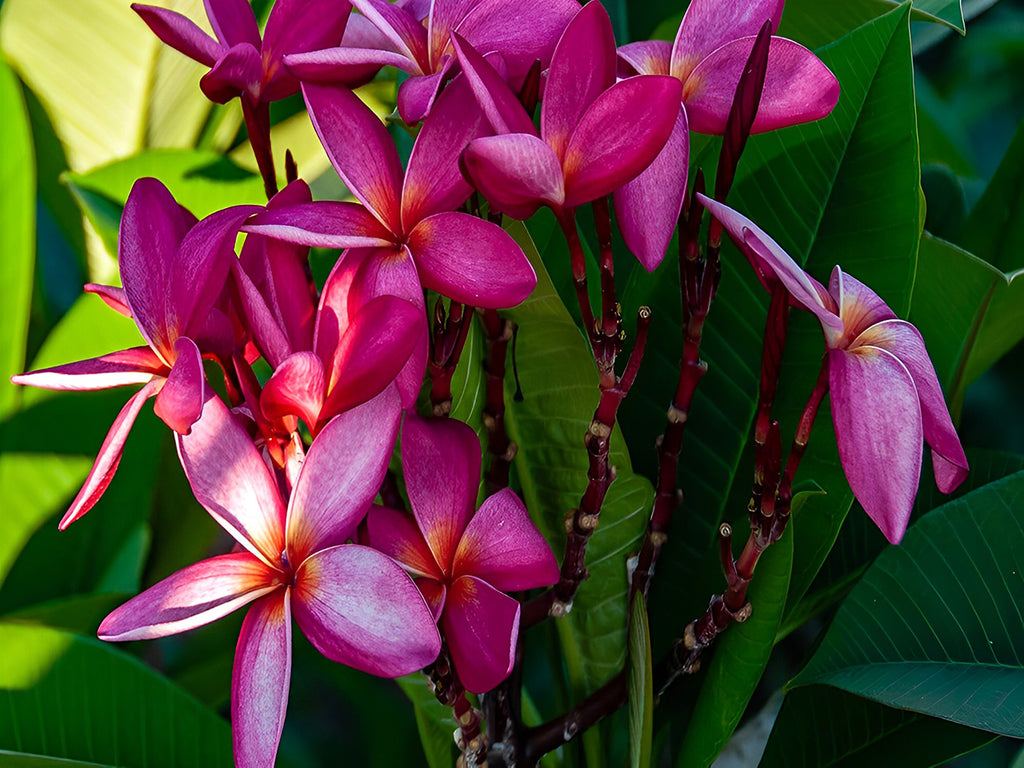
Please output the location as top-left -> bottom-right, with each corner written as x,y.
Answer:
541,0 -> 616,162
451,32 -> 537,136
84,283 -> 132,317
453,488 -> 558,590
562,75 -> 683,209
427,0 -> 478,59
200,42 -> 263,103
350,0 -> 429,71
443,575 -> 519,693
260,0 -> 351,100
302,82 -> 404,232
287,385 -> 402,563
231,259 -> 294,369
12,347 -> 164,391
366,504 -> 446,581
58,378 -> 162,529
462,133 -> 565,219
612,106 -> 688,271
204,0 -> 261,48
98,552 -> 279,641
260,351 -> 325,430
245,200 -> 395,250
684,37 -> 839,135
617,40 -> 672,76
671,0 -> 783,80
852,319 -> 969,494
830,345 -> 923,545
153,336 -> 206,434
397,63 -> 451,124
697,194 -> 843,333
284,46 -> 413,85
177,392 -> 287,566
232,590 -> 292,768
131,4 -> 224,67
829,266 -> 899,344
293,544 -> 441,676
407,211 -> 537,308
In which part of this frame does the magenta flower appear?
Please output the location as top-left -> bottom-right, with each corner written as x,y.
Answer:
244,75 -> 537,310
132,0 -> 350,105
12,178 -> 258,528
367,415 -> 559,693
284,0 -> 577,123
613,0 -> 839,269
99,387 -> 440,768
700,195 -> 969,544
457,2 -> 683,227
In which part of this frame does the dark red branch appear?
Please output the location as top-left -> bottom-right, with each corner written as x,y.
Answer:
428,297 -> 473,416
241,97 -> 278,200
480,308 -> 517,495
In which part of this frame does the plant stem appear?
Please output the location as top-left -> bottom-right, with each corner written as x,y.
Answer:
241,97 -> 278,200
428,297 -> 473,416
480,308 -> 517,495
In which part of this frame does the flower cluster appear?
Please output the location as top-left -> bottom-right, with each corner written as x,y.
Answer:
12,0 -> 967,765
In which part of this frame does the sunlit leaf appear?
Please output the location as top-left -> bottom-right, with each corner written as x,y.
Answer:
628,598 -> 653,768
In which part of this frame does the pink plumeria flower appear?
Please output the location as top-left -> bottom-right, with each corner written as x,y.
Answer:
700,195 -> 969,544
132,0 -> 351,105
245,75 -> 537,310
284,0 -> 578,123
12,178 -> 258,528
368,415 -> 559,693
457,1 -> 682,228
613,0 -> 839,270
99,386 -> 440,768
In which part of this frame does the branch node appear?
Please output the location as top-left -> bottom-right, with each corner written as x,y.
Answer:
579,513 -> 600,531
550,599 -> 573,618
667,405 -> 687,424
734,602 -> 753,623
588,419 -> 612,439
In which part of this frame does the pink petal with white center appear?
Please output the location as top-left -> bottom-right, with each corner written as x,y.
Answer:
84,283 -> 132,317
317,296 -> 421,421
457,0 -> 579,91
397,62 -> 452,124
613,107 -> 688,271
453,488 -> 558,591
204,0 -> 261,47
351,0 -> 429,70
132,4 -> 224,66
851,320 -> 969,494
671,0 -> 783,81
293,544 -> 441,676
177,393 -> 287,566
245,201 -> 395,250
260,351 -> 325,430
366,504 -> 446,581
451,33 -> 537,136
407,211 -> 537,308
98,552 -> 280,641
830,345 -> 923,545
617,40 -> 672,76
684,37 -> 839,135
443,575 -> 519,693
541,0 -> 616,162
153,336 -> 206,434
12,347 -> 164,391
59,378 -> 163,529
173,203 -> 261,341
302,83 -> 405,233
562,75 -> 683,209
119,178 -> 194,362
697,194 -> 844,333
284,47 -> 414,84
232,590 -> 292,768
829,267 -> 899,345
402,72 -> 488,226
201,42 -> 263,103
287,386 -> 402,563
402,415 -> 481,567
462,133 -> 564,219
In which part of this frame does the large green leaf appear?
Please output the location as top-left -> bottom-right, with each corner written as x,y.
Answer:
790,470 -> 1024,737
676,526 -> 793,768
621,4 -> 921,650
910,232 -> 1024,414
0,56 -> 35,424
627,598 -> 653,768
395,674 -> 459,768
0,753 -> 117,768
0,622 -> 232,767
503,220 -> 654,766
759,685 -> 995,768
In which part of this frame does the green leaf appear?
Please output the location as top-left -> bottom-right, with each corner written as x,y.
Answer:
64,149 -> 266,257
790,470 -> 1024,737
759,686 -> 996,768
0,56 -> 35,424
0,753 -> 117,768
909,232 -> 1024,414
622,4 -> 921,650
901,0 -> 965,30
628,598 -> 653,768
395,674 -> 459,768
0,622 -> 233,767
676,526 -> 793,768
